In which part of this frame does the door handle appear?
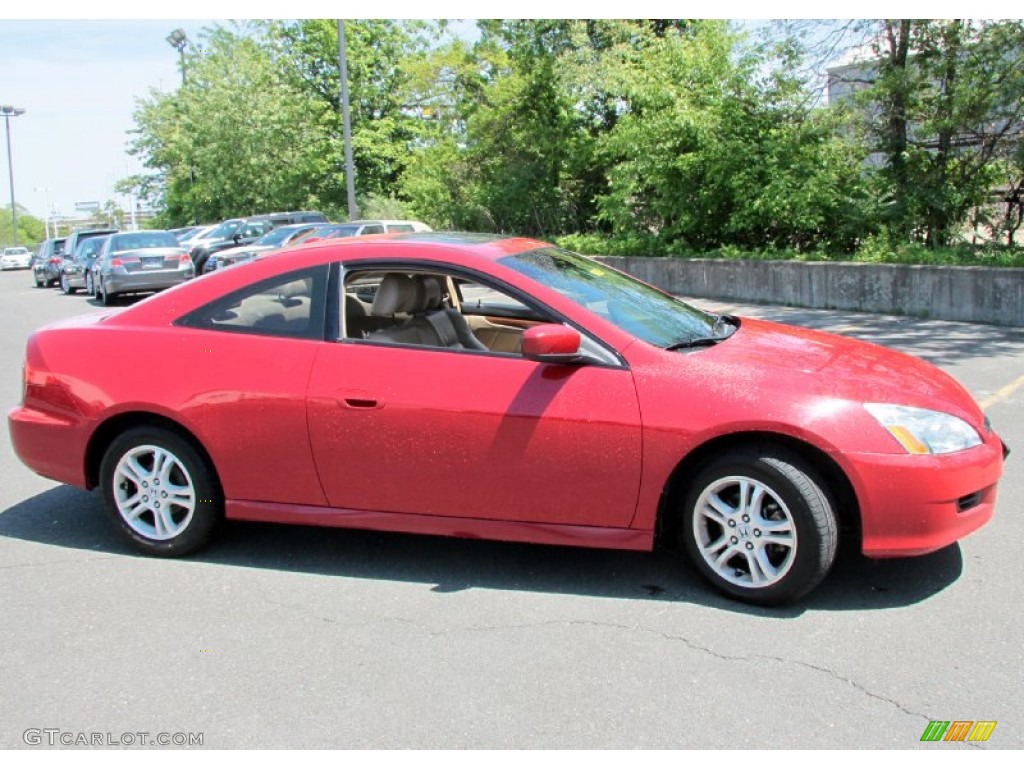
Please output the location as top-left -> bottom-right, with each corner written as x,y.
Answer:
342,398 -> 378,409
338,391 -> 382,410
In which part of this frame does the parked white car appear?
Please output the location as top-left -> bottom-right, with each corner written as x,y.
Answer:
1,246 -> 32,270
303,220 -> 433,242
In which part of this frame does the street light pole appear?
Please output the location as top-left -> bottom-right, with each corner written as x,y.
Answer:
1,105 -> 26,245
166,29 -> 196,224
166,28 -> 187,83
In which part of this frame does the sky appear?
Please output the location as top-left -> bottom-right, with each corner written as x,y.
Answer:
1,19 -> 213,221
0,4 -> 998,225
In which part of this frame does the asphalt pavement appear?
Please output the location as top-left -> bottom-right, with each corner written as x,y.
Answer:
0,269 -> 1021,749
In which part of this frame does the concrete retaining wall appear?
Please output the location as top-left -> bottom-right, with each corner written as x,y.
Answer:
599,257 -> 1024,327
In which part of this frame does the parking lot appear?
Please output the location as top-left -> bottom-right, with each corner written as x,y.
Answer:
0,267 -> 1022,749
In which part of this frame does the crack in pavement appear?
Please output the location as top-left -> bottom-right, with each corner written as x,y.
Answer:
427,617 -> 936,724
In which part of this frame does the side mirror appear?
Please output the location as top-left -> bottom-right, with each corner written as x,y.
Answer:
522,324 -> 585,365
232,233 -> 243,243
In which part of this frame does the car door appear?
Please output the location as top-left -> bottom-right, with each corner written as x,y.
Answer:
173,264 -> 332,506
305,265 -> 643,528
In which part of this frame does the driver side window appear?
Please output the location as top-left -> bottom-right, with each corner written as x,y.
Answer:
342,268 -> 549,356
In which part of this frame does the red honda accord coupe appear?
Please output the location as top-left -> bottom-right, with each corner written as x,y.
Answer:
8,234 -> 1005,604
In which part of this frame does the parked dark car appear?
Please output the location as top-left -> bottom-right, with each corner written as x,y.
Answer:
32,237 -> 67,287
203,223 -> 322,273
189,212 -> 327,273
92,230 -> 195,306
61,234 -> 111,295
60,229 -> 117,294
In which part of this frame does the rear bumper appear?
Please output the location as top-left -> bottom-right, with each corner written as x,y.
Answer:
849,431 -> 1004,557
8,405 -> 89,488
105,271 -> 191,295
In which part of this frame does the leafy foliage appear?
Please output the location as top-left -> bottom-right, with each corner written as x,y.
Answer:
0,205 -> 46,246
124,18 -> 1024,259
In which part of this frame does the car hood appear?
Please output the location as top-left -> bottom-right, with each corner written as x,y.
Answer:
676,317 -> 982,424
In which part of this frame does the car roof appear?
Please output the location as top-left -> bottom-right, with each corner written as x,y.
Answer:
294,231 -> 549,262
270,222 -> 320,232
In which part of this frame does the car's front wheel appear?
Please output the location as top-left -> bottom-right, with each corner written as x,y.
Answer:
100,427 -> 223,556
680,448 -> 838,605
60,272 -> 76,295
86,272 -> 95,296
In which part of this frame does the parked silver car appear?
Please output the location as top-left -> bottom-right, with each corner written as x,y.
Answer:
92,231 -> 195,306
61,235 -> 111,294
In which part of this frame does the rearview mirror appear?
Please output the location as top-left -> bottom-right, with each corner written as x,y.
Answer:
522,324 -> 585,365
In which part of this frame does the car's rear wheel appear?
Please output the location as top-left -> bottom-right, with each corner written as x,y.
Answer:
680,448 -> 838,605
97,279 -> 113,306
100,427 -> 223,556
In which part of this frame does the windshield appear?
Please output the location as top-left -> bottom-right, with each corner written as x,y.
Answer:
318,224 -> 360,238
499,247 -> 722,348
111,232 -> 179,251
254,227 -> 298,247
206,220 -> 242,240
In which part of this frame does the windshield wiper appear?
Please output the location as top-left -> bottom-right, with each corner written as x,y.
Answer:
664,314 -> 738,351
664,336 -> 724,351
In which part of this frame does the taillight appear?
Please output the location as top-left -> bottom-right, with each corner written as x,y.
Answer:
178,253 -> 191,264
110,258 -> 123,267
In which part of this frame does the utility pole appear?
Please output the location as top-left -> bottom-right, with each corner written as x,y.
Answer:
2,105 -> 26,245
338,20 -> 358,220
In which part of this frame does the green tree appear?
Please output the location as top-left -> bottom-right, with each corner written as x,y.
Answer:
0,204 -> 46,246
833,19 -> 1024,246
590,21 -> 869,252
268,19 -> 430,207
129,23 -> 336,225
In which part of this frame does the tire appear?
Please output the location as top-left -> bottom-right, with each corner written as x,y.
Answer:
100,427 -> 223,557
679,448 -> 838,605
34,274 -> 44,288
99,280 -> 114,306
86,272 -> 95,296
60,272 -> 76,295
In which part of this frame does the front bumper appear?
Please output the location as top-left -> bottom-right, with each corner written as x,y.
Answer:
848,430 -> 1005,557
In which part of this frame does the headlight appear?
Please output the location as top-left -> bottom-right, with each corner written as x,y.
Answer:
864,403 -> 982,455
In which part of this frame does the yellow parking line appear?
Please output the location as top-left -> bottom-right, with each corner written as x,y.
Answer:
979,375 -> 1024,411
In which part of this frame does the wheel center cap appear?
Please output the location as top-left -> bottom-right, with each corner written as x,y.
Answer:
737,525 -> 751,540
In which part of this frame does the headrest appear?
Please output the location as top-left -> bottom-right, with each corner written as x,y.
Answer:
345,293 -> 368,317
372,274 -> 421,316
419,276 -> 443,311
